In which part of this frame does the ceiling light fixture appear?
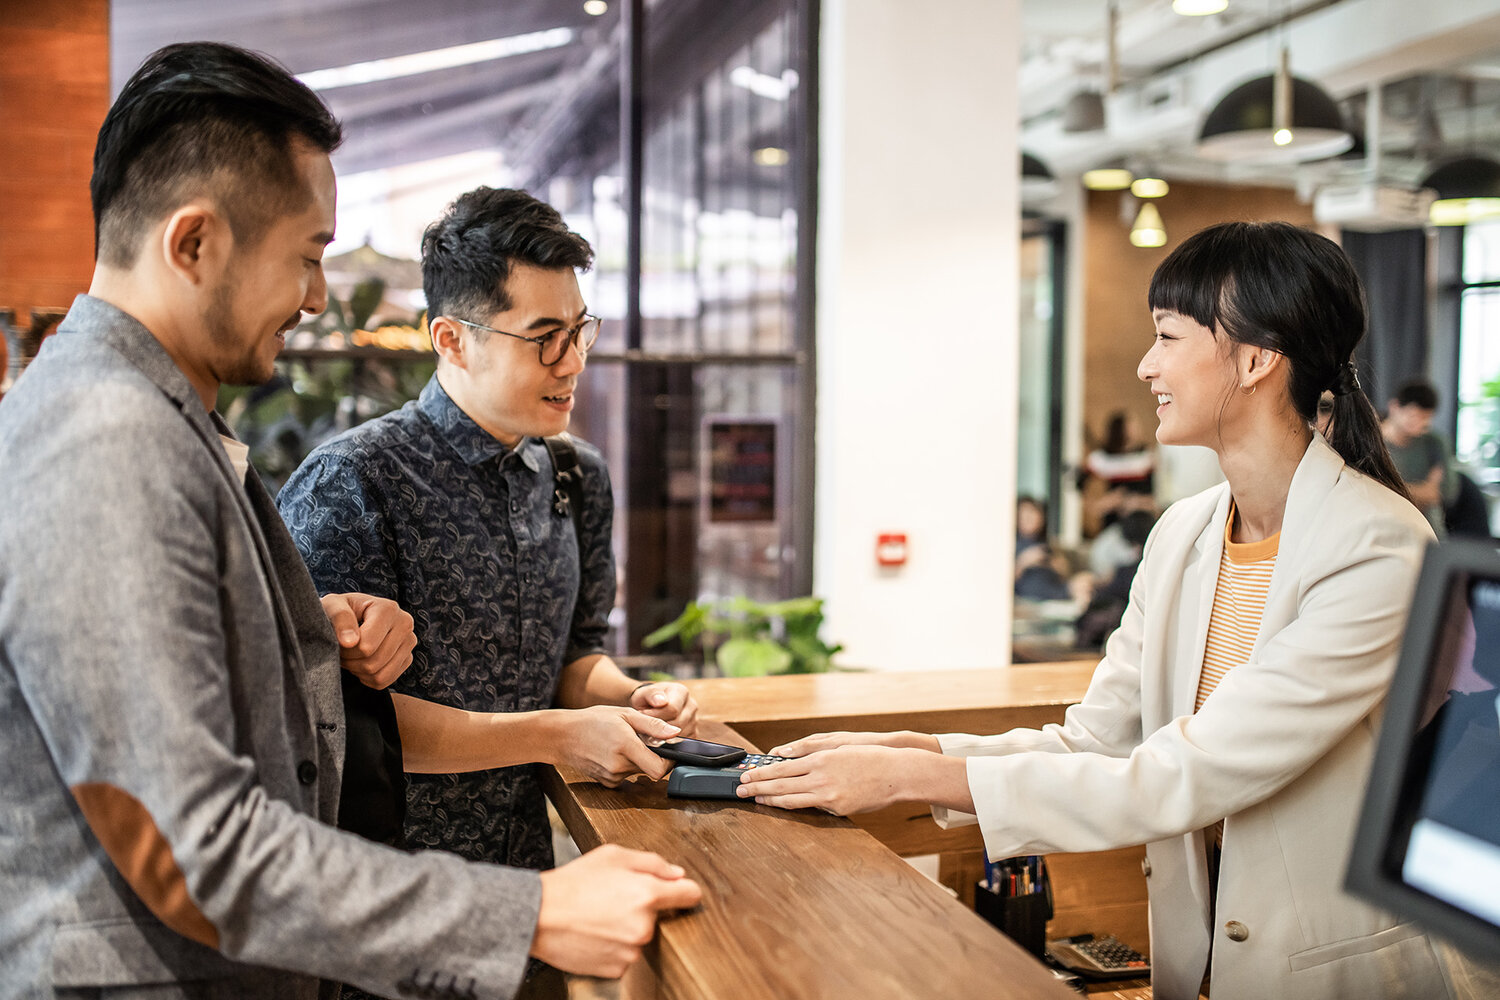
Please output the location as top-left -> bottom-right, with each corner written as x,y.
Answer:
583,0 -> 609,14
1130,202 -> 1167,248
1082,164 -> 1134,191
753,147 -> 791,167
1022,152 -> 1058,202
1062,90 -> 1106,133
298,27 -> 574,91
1197,47 -> 1352,163
1131,174 -> 1169,199
1173,0 -> 1229,14
1422,156 -> 1500,227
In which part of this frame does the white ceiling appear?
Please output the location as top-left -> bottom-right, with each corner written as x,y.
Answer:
1018,0 -> 1500,193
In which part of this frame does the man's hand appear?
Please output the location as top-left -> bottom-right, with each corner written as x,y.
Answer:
628,681 -> 700,735
319,592 -> 415,689
557,707 -> 680,786
532,844 -> 702,978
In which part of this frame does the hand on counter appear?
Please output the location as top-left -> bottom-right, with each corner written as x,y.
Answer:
738,741 -> 974,817
552,706 -> 678,786
629,680 -> 700,736
532,843 -> 703,978
320,592 -> 416,689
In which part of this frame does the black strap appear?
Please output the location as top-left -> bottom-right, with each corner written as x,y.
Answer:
542,434 -> 585,542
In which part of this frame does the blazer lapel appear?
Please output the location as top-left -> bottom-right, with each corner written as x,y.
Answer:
1175,489 -> 1233,716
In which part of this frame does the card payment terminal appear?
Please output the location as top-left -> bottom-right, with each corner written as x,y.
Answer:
666,753 -> 789,799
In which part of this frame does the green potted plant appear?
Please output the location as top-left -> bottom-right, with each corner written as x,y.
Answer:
642,595 -> 844,677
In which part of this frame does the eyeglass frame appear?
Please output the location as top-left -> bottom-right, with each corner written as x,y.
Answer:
448,313 -> 601,366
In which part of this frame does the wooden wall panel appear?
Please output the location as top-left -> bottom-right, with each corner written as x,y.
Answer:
0,1 -> 110,316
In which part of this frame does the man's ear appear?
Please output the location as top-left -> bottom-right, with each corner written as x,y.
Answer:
428,315 -> 468,370
159,203 -> 228,287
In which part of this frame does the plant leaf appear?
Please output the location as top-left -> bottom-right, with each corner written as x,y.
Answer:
716,637 -> 792,677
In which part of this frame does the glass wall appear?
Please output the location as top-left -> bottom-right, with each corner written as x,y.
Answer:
114,0 -> 816,656
1457,221 -> 1500,528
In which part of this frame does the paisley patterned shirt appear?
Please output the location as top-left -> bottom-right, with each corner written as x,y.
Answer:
277,375 -> 615,871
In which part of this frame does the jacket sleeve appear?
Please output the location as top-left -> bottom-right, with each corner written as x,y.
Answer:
950,497 -> 1429,859
929,526 -> 1154,830
2,391 -> 539,998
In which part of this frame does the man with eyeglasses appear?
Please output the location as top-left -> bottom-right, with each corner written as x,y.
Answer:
278,186 -> 699,997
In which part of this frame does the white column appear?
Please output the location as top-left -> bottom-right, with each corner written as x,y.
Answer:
814,0 -> 1021,670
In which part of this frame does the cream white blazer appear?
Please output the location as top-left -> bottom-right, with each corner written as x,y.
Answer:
934,436 -> 1458,1000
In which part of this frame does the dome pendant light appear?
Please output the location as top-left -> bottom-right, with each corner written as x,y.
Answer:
1197,46 -> 1352,163
1423,156 -> 1500,227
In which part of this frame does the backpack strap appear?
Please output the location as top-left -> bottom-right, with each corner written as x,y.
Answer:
542,434 -> 585,542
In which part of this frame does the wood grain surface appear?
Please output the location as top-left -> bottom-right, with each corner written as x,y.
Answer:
543,719 -> 1077,1000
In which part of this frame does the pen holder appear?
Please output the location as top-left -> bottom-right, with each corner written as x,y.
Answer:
974,858 -> 1053,958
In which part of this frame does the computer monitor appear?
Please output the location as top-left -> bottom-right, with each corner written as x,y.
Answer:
1347,537 -> 1500,959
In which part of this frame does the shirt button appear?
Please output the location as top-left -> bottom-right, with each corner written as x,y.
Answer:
1224,920 -> 1250,942
297,760 -> 318,785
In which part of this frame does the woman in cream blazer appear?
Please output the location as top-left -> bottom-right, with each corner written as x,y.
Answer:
739,222 -> 1460,1000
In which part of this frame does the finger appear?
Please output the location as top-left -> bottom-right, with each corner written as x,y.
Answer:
605,846 -> 688,881
320,594 -> 361,647
753,793 -> 835,812
671,703 -> 699,736
622,709 -> 680,740
650,876 -> 703,911
621,738 -> 671,781
365,621 -> 415,677
739,758 -> 812,782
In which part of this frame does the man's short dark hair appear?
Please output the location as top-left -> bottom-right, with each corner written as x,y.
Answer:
1393,379 -> 1440,411
92,42 -> 343,267
421,187 -> 594,324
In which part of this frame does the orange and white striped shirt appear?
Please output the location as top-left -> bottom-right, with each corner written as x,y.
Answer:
1196,509 -> 1279,712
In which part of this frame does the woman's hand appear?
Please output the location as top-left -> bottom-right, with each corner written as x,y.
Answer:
740,738 -> 973,816
768,730 -> 941,758
735,745 -> 922,815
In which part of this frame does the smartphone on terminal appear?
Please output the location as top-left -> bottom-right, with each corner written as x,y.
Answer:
645,736 -> 748,767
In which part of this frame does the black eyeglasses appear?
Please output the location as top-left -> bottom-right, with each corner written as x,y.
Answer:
451,314 -> 601,366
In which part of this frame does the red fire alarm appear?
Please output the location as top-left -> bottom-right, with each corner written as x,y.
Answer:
876,533 -> 907,567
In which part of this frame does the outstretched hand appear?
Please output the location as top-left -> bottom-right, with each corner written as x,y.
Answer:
560,706 -> 680,786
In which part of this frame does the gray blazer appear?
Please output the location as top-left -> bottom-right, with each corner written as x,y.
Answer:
0,296 -> 539,999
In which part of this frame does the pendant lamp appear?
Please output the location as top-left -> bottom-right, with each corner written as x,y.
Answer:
1022,152 -> 1058,202
1083,162 -> 1134,191
1422,156 -> 1500,227
1130,203 -> 1167,248
1198,47 -> 1352,163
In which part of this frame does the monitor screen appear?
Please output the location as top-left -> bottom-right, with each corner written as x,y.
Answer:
1347,538 -> 1500,959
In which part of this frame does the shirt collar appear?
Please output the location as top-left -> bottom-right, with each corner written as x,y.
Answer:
417,375 -> 541,472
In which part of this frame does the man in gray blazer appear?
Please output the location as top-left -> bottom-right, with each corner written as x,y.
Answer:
0,41 -> 699,1000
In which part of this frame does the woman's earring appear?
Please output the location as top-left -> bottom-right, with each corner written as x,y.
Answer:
1239,384 -> 1257,396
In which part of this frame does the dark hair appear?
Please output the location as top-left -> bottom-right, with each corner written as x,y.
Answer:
93,42 -> 343,267
1103,412 -> 1130,454
1393,379 -> 1439,411
1148,221 -> 1410,501
421,187 -> 594,324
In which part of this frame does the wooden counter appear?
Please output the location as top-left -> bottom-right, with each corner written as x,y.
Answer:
543,718 -> 1077,1000
677,663 -> 1150,953
543,661 -> 1147,997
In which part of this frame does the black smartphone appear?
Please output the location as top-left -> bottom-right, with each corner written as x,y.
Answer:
645,736 -> 748,767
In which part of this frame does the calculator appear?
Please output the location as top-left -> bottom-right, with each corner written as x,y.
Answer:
1045,933 -> 1150,979
666,753 -> 789,799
